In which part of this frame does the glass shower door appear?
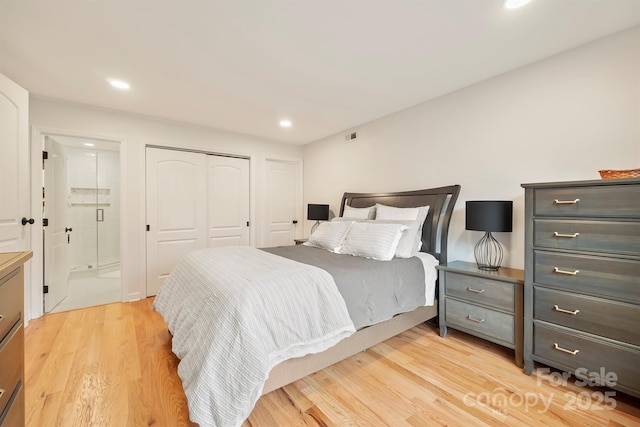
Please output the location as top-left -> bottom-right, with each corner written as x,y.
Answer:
96,149 -> 120,269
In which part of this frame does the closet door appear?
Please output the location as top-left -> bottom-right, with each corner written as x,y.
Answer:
264,160 -> 299,247
146,148 -> 207,296
207,155 -> 250,247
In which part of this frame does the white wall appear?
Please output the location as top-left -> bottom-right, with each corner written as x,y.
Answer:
30,98 -> 304,307
303,26 -> 640,269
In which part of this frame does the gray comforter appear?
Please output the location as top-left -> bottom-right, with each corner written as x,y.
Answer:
263,245 -> 426,329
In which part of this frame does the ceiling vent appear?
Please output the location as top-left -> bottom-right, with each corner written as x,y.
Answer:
344,131 -> 357,142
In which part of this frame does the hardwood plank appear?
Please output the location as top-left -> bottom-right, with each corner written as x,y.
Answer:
25,298 -> 640,426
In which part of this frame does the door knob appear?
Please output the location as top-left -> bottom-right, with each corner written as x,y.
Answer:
292,220 -> 298,224
21,217 -> 34,225
65,227 -> 73,232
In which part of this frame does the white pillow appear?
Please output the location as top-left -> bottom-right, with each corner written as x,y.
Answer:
375,203 -> 429,222
338,222 -> 408,261
375,204 -> 429,251
304,220 -> 353,251
342,205 -> 376,220
373,219 -> 421,258
331,217 -> 362,222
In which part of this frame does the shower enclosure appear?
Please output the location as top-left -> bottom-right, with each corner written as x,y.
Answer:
43,135 -> 120,313
66,145 -> 120,274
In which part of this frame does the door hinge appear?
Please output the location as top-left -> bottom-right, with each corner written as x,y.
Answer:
43,285 -> 49,294
42,150 -> 48,160
43,218 -> 49,227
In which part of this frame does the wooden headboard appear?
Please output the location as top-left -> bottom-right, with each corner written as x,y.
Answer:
340,185 -> 461,265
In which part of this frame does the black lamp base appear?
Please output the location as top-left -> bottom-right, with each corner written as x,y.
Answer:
474,231 -> 503,270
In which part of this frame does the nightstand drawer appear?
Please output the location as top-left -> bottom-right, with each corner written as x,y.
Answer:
444,272 -> 514,312
534,323 -> 640,393
534,287 -> 640,346
534,251 -> 640,302
445,299 -> 514,345
534,219 -> 640,255
0,325 -> 22,416
533,185 -> 640,218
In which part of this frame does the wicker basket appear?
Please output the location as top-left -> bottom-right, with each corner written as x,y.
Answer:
599,168 -> 640,179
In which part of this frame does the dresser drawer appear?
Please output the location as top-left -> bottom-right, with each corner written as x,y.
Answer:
534,323 -> 640,394
0,325 -> 22,416
444,272 -> 514,312
0,268 -> 22,347
534,287 -> 640,346
0,380 -> 23,427
445,299 -> 514,345
533,185 -> 640,218
534,219 -> 640,255
534,251 -> 640,302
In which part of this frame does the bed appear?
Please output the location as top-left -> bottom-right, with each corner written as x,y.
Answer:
153,185 -> 460,427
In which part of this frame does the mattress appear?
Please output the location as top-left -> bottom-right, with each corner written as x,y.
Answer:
263,244 -> 438,329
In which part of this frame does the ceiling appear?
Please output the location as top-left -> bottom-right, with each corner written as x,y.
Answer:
1,1 -> 639,145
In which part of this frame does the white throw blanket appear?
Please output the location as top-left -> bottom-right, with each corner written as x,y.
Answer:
152,246 -> 356,427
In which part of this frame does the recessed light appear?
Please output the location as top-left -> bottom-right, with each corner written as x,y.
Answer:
279,119 -> 292,128
107,78 -> 130,90
504,0 -> 531,9
83,142 -> 95,147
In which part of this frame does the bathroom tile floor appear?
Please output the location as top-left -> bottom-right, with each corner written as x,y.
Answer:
49,272 -> 121,313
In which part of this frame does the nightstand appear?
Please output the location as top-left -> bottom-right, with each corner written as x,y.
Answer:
294,238 -> 308,245
437,261 -> 524,367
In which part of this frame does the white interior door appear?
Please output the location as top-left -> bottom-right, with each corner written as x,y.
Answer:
0,73 -> 30,253
264,160 -> 299,247
43,137 -> 70,312
207,155 -> 250,247
146,148 -> 207,296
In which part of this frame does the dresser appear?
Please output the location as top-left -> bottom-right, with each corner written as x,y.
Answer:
0,251 -> 32,427
438,261 -> 524,367
522,178 -> 640,398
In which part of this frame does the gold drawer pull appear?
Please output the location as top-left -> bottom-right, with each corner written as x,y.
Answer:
554,198 -> 580,205
0,388 -> 4,400
467,315 -> 485,323
553,232 -> 579,238
0,314 -> 4,323
466,287 -> 485,294
553,305 -> 580,315
553,267 -> 580,276
554,343 -> 579,355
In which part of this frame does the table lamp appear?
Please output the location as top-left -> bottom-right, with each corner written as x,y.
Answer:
308,204 -> 330,234
465,200 -> 513,270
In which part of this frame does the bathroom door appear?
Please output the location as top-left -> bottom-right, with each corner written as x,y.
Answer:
43,137 -> 70,312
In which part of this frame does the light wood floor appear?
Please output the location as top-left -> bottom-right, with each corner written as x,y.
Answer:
24,298 -> 640,426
